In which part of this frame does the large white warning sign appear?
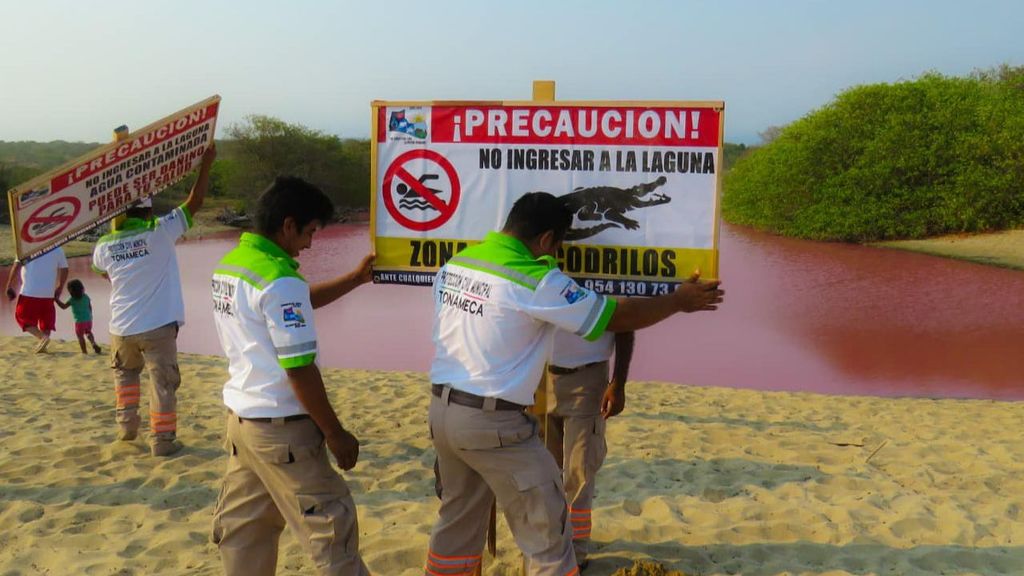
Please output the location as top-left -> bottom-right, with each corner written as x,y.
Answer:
371,100 -> 724,296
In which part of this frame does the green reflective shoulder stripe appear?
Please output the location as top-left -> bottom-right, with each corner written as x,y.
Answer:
495,257 -> 552,281
581,295 -> 617,341
95,225 -> 154,246
178,205 -> 194,229
217,245 -> 304,285
450,255 -> 539,289
214,264 -> 268,289
449,235 -> 554,290
459,240 -> 553,282
279,352 -> 316,369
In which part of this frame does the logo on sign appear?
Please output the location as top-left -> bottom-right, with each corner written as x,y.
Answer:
19,184 -> 51,208
388,108 -> 428,142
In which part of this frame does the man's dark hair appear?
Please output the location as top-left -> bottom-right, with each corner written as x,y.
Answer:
254,176 -> 335,236
502,192 -> 572,243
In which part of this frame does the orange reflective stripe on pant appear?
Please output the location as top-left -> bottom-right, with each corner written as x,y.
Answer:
564,567 -> 580,576
150,411 -> 177,433
116,384 -> 141,408
424,550 -> 481,575
570,507 -> 592,539
116,395 -> 141,408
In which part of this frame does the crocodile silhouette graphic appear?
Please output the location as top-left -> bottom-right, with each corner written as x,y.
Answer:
559,176 -> 670,241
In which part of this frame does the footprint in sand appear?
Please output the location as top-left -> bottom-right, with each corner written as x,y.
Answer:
17,505 -> 45,522
63,444 -> 102,466
8,463 -> 45,478
118,542 -> 146,559
1006,502 -> 1022,520
105,441 -> 147,459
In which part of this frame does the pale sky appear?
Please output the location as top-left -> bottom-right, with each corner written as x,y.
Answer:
1,0 -> 1021,145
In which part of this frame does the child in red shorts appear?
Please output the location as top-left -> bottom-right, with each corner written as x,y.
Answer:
57,279 -> 102,355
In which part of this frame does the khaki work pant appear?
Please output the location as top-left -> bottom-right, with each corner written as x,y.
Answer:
427,390 -> 578,576
211,413 -> 369,576
544,361 -> 609,564
110,323 -> 180,444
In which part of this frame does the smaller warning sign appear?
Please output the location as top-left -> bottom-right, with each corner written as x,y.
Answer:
381,149 -> 460,231
7,95 -> 220,262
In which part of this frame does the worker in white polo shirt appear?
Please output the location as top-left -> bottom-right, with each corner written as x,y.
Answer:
425,192 -> 724,575
210,176 -> 374,576
92,144 -> 215,457
545,329 -> 634,569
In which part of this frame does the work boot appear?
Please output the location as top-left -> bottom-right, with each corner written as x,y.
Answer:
117,413 -> 140,441
151,440 -> 182,457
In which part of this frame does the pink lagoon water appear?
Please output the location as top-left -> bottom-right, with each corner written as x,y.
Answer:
2,223 -> 1022,400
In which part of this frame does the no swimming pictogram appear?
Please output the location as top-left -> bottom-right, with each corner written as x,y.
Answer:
382,149 -> 461,231
21,196 -> 81,243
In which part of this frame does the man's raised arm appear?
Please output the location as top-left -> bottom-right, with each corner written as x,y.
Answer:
183,144 -> 217,217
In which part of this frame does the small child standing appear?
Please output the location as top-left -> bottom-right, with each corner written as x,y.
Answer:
57,279 -> 102,355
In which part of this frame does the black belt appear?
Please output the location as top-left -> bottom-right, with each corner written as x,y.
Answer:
431,384 -> 525,411
548,361 -> 604,376
229,409 -> 311,424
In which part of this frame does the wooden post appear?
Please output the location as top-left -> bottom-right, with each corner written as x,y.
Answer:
110,125 -> 130,231
479,80 -> 559,576
522,79 -> 557,576
528,79 -> 556,432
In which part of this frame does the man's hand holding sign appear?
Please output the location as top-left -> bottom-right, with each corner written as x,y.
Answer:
606,270 -> 723,332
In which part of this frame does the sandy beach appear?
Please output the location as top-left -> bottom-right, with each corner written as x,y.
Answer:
1,334 -> 1023,575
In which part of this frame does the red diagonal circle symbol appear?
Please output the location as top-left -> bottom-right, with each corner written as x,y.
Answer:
21,196 -> 81,243
382,149 -> 461,232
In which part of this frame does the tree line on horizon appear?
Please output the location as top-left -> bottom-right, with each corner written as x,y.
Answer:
12,65 -> 1020,246
0,117 -> 372,223
723,64 -> 1024,242
2,125 -> 748,226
